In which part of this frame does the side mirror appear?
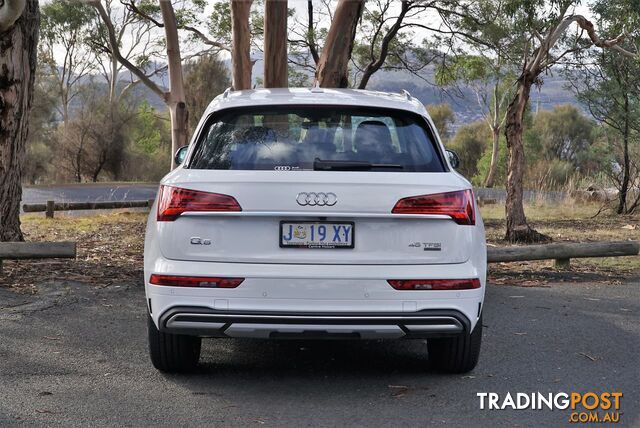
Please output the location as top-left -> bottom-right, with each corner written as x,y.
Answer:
446,150 -> 460,169
174,146 -> 189,166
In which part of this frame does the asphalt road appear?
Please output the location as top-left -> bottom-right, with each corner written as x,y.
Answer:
22,184 -> 159,206
0,280 -> 638,427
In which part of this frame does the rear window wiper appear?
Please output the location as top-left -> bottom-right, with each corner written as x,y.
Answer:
313,159 -> 404,171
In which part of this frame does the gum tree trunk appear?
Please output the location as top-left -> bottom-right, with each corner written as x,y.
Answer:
315,0 -> 364,88
264,0 -> 287,88
90,0 -> 188,171
484,127 -> 500,188
159,0 -> 188,170
504,73 -> 550,243
0,0 -> 39,241
484,81 -> 502,188
231,0 -> 253,90
617,93 -> 630,214
500,14 -> 638,242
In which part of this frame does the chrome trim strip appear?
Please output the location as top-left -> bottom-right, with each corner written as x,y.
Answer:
405,324 -> 462,332
224,324 -> 405,339
165,319 -> 225,330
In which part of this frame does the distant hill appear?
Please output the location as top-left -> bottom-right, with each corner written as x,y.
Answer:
100,59 -> 583,129
366,68 -> 583,130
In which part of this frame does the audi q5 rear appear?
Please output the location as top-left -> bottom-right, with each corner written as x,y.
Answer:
144,88 -> 486,373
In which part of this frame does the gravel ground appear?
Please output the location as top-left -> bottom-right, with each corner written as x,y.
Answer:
0,279 -> 638,427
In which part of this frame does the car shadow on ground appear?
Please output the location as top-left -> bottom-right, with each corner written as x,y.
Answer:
197,338 -> 437,375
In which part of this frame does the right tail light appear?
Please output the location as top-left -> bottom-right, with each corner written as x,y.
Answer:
392,189 -> 475,225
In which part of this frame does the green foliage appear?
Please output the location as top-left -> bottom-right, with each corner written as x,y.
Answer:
426,103 -> 456,140
447,121 -> 490,179
40,0 -> 94,43
435,55 -> 491,87
24,72 -> 59,184
206,0 -> 264,48
184,54 -> 231,132
349,2 -> 436,88
522,105 -> 604,190
131,102 -> 163,155
207,1 -> 231,44
525,104 -> 596,167
473,135 -> 508,187
126,103 -> 172,182
288,68 -> 312,87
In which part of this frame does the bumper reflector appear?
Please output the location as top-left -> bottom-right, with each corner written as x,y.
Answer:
149,274 -> 244,288
387,278 -> 481,290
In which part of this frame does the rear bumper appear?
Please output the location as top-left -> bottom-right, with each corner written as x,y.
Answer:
144,255 -> 487,337
158,306 -> 470,339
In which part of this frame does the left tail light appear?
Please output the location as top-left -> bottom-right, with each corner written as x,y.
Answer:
149,274 -> 244,288
157,185 -> 241,221
387,279 -> 481,290
391,189 -> 475,225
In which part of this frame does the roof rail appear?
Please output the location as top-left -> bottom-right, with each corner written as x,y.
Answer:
222,87 -> 232,98
401,89 -> 413,101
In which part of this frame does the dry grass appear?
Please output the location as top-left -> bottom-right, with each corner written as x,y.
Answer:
0,211 -> 146,293
480,201 -> 640,283
1,201 -> 638,293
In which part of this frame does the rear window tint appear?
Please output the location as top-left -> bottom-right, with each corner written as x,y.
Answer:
188,106 -> 446,172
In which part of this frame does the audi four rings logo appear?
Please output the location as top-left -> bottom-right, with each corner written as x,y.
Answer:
296,192 -> 338,206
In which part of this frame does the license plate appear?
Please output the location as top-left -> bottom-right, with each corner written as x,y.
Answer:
280,221 -> 354,249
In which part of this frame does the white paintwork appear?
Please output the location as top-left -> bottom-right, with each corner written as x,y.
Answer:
144,88 -> 487,336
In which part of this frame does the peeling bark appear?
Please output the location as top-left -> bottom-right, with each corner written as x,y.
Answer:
504,73 -> 550,243
0,0 -> 38,241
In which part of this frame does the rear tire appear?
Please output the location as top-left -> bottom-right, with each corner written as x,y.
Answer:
428,315 -> 482,373
148,314 -> 201,373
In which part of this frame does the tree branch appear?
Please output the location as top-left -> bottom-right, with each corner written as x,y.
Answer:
88,0 -> 167,101
121,0 -> 231,52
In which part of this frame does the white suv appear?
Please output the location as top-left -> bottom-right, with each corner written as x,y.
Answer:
144,88 -> 486,373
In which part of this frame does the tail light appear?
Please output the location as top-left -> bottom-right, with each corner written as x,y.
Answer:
392,189 -> 475,225
149,274 -> 244,288
157,185 -> 241,221
387,278 -> 481,290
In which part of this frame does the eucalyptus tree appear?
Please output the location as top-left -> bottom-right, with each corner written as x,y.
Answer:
441,0 -> 639,242
40,0 -> 95,126
435,54 -> 516,188
315,0 -> 364,87
87,0 -> 164,107
314,0 -> 442,89
351,0 -> 437,89
184,55 -> 231,131
0,0 -> 39,241
90,0 -> 187,169
231,0 -> 253,89
568,0 -> 640,214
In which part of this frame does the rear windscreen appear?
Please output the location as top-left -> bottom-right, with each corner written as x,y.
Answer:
188,106 -> 446,172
